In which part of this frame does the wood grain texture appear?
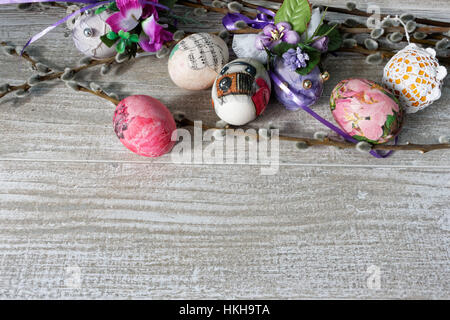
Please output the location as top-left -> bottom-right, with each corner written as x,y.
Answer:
0,1 -> 449,299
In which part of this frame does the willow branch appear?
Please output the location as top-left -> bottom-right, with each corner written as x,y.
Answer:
262,0 -> 450,28
0,48 -> 119,99
235,0 -> 276,13
178,0 -> 257,18
339,44 -> 450,65
176,119 -> 450,154
339,45 -> 395,58
77,86 -> 120,105
340,26 -> 450,34
1,41 -> 38,69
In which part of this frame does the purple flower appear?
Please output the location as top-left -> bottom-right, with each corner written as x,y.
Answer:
311,36 -> 329,53
138,15 -> 173,52
255,22 -> 300,50
282,47 -> 309,71
106,0 -> 160,33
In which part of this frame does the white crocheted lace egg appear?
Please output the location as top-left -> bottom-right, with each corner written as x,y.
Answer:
382,44 -> 447,113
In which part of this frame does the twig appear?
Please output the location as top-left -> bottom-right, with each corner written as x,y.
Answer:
32,73 -> 450,155
340,26 -> 450,34
0,49 -> 119,99
176,119 -> 450,154
77,86 -> 120,105
178,0 -> 257,18
48,2 -> 68,9
339,45 -> 395,58
1,41 -> 38,69
262,0 -> 450,28
234,0 -> 276,13
73,86 -> 450,154
339,44 -> 450,65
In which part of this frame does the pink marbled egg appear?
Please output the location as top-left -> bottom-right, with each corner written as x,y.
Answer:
113,95 -> 176,157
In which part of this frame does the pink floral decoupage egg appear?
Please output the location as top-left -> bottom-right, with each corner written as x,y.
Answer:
330,79 -> 403,144
113,95 -> 176,157
168,33 -> 229,90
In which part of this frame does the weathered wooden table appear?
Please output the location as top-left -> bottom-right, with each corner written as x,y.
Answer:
0,0 -> 449,299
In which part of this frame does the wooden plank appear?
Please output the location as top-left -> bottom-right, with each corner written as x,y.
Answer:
0,1 -> 449,299
0,161 -> 449,299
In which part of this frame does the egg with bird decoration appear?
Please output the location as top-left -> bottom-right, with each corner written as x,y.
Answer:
272,57 -> 327,111
330,79 -> 403,144
72,10 -> 117,59
212,58 -> 271,126
383,43 -> 447,113
168,33 -> 229,90
113,95 -> 177,157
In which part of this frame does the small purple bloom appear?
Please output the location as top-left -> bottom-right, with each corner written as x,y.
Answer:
282,47 -> 309,71
255,22 -> 300,50
311,36 -> 329,53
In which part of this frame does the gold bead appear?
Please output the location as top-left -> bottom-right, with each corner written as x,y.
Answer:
321,71 -> 330,81
303,79 -> 312,89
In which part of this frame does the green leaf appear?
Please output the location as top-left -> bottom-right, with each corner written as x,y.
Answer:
159,0 -> 178,9
384,114 -> 396,129
306,7 -> 327,42
129,34 -> 140,43
122,31 -> 130,40
352,135 -> 378,144
316,24 -> 342,52
116,40 -> 126,54
95,6 -> 107,15
330,96 -> 336,110
118,30 -> 125,38
295,49 -> 321,75
106,31 -> 119,41
297,42 -> 320,53
107,1 -> 119,12
100,34 -> 118,48
271,42 -> 297,57
274,0 -> 312,35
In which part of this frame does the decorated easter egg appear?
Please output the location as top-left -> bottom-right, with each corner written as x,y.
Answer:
330,79 -> 403,144
72,10 -> 117,59
383,43 -> 447,113
212,58 -> 271,126
272,57 -> 326,111
168,33 -> 229,90
113,95 -> 176,157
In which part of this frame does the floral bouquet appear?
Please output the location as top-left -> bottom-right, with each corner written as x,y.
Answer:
96,0 -> 175,56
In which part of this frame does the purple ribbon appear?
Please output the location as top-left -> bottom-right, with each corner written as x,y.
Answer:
24,1 -> 113,54
0,0 -> 171,54
269,71 -> 397,158
0,0 -> 97,3
222,6 -> 275,31
0,0 -> 113,53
